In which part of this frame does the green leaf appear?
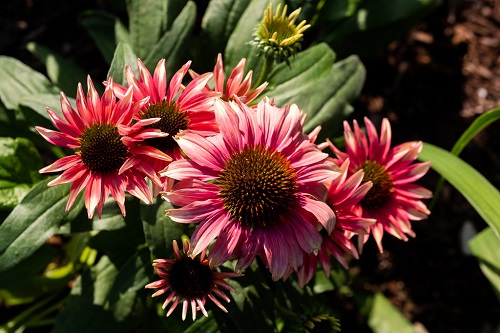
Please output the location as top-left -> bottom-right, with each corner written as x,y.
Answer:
419,143 -> 500,239
0,137 -> 43,210
219,263 -> 276,333
143,1 -> 197,75
52,255 -> 119,333
104,248 -> 150,327
304,55 -> 366,138
224,0 -> 282,73
127,0 -> 167,59
450,108 -> 500,156
58,199 -> 128,234
469,227 -> 500,300
263,44 -> 365,138
0,177 -> 84,272
79,11 -> 130,64
54,250 -> 150,333
196,0 -> 251,66
26,42 -> 88,95
368,293 -> 418,333
0,56 -> 58,110
141,198 -> 185,259
182,313 -> 219,333
107,42 -> 139,85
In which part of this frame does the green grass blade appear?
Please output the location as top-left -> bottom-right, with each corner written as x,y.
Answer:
419,143 -> 500,239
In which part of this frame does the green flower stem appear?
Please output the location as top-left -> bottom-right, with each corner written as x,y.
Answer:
254,54 -> 275,89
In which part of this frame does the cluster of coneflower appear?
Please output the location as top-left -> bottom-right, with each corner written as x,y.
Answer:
36,4 -> 431,326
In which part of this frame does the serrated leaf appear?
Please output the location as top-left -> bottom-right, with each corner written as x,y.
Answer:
107,42 -> 139,85
143,1 -> 196,75
127,0 -> 167,59
141,198 -> 184,259
418,143 -> 500,239
79,11 -> 130,64
0,56 -> 58,110
0,137 -> 43,210
26,42 -> 87,95
368,293 -> 419,333
469,227 -> 500,300
0,177 -> 84,272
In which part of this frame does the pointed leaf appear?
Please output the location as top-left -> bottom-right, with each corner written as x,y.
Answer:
197,0 -> 251,65
79,11 -> 130,64
368,292 -> 419,333
224,0 -> 282,73
127,0 -> 167,59
143,1 -> 197,75
469,227 -> 500,300
107,42 -> 139,85
52,255 -> 119,333
0,137 -> 43,210
418,143 -> 500,239
26,42 -> 88,95
450,108 -> 500,156
0,177 -> 84,272
0,56 -> 58,110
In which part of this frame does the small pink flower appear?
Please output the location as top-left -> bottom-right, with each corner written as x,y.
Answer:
110,59 -> 220,195
145,239 -> 239,321
329,117 -> 432,252
163,98 -> 338,280
295,159 -> 376,287
190,53 -> 268,104
36,77 -> 165,218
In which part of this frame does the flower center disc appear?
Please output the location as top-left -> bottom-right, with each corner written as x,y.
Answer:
359,161 -> 394,211
217,145 -> 298,228
168,257 -> 213,299
263,20 -> 296,43
79,123 -> 128,174
141,101 -> 189,152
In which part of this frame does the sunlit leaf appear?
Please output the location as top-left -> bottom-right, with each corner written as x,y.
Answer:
0,56 -> 58,110
368,293 -> 419,333
469,227 -> 500,301
107,42 -> 139,85
0,137 -> 43,210
26,42 -> 88,95
418,143 -> 500,239
0,178 -> 84,273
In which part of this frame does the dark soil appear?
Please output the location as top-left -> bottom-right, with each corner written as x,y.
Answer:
1,0 -> 500,332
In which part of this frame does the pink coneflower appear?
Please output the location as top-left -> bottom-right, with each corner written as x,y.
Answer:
163,98 -> 338,280
145,239 -> 239,321
110,59 -> 220,195
189,53 -> 268,104
295,159 -> 376,287
329,117 -> 432,252
36,77 -> 168,218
